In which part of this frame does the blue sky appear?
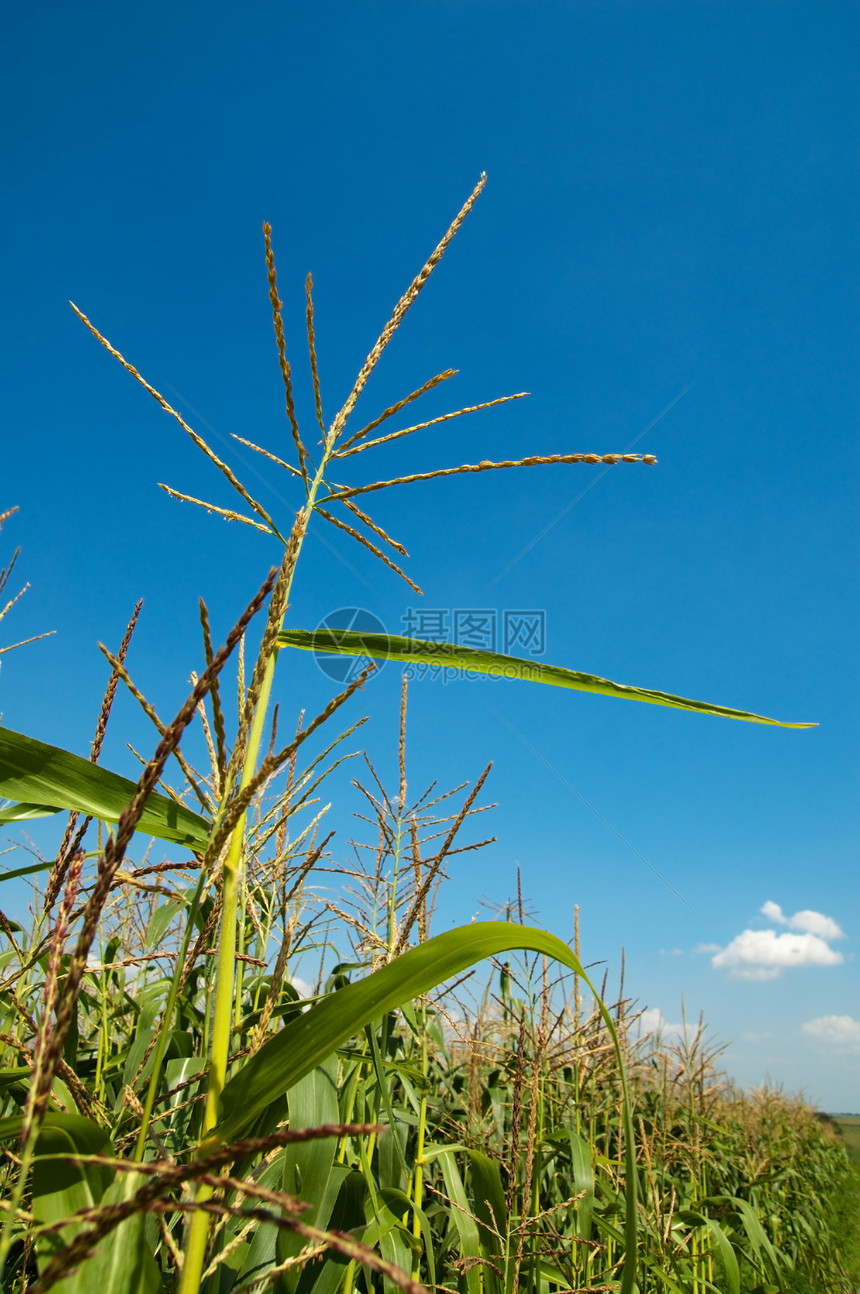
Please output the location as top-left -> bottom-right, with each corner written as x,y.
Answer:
2,1 -> 858,1109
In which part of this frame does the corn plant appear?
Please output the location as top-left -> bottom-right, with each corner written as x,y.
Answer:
0,176 -> 830,1294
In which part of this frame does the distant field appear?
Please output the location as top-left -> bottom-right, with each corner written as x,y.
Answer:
831,1115 -> 860,1171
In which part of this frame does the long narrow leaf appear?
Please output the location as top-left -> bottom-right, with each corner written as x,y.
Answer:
435,1149 -> 483,1294
704,1218 -> 741,1294
566,1129 -> 595,1243
2,1115 -> 118,1293
274,1059 -> 342,1292
679,1210 -> 741,1294
0,802 -> 62,825
0,858 -> 54,884
0,727 -> 211,850
278,631 -> 814,727
466,1149 -> 506,1294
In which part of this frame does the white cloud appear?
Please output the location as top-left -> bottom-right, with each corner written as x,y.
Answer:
693,942 -> 722,955
760,900 -> 844,941
801,1015 -> 860,1051
711,929 -> 843,980
710,900 -> 847,980
637,1007 -> 685,1038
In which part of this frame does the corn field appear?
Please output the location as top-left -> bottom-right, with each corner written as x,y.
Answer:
0,179 -> 856,1294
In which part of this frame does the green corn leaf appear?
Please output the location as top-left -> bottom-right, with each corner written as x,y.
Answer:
144,896 -> 185,951
536,1259 -> 578,1288
677,1211 -> 740,1294
0,802 -> 63,825
1,1116 -> 163,1294
294,1168 -> 370,1294
366,1188 -> 421,1294
359,1190 -> 404,1253
278,630 -> 814,727
0,858 -> 54,884
216,924 -> 609,1140
465,1148 -> 507,1294
3,1116 -> 115,1243
706,1195 -> 786,1290
273,1059 -> 342,1294
215,920 -> 639,1294
566,1128 -> 596,1243
0,726 -> 211,850
435,1148 -> 483,1294
55,1174 -> 161,1294
365,1022 -> 410,1186
0,1115 -> 114,1293
375,1187 -> 437,1291
704,1218 -> 741,1294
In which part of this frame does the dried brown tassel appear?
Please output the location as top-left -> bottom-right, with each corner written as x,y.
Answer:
263,223 -> 311,486
328,174 -> 487,445
325,451 -> 657,501
317,509 -> 422,594
44,601 -> 143,911
336,368 -> 457,455
341,498 -> 408,556
205,663 -> 375,866
305,273 -> 325,435
156,485 -> 272,533
231,432 -> 303,479
70,302 -> 284,536
199,598 -> 227,784
394,764 -> 492,955
336,392 -> 529,459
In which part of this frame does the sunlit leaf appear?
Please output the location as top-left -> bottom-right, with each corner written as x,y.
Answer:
278,630 -> 814,727
0,727 -> 211,850
567,1128 -> 596,1243
0,802 -> 62,825
215,921 -> 640,1294
0,1115 -> 115,1293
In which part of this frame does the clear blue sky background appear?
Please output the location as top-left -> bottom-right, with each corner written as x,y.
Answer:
2,2 -> 857,1109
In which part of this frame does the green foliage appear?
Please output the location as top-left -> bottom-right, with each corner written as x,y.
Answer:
215,924 -> 628,1145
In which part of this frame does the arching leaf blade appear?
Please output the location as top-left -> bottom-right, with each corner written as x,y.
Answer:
0,727 -> 210,851
0,802 -> 63,825
278,630 -> 814,728
214,920 -> 640,1294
